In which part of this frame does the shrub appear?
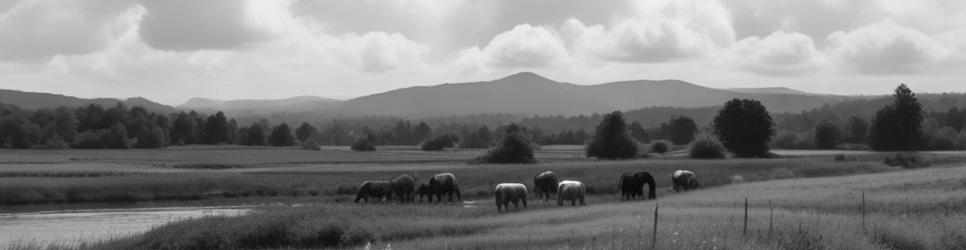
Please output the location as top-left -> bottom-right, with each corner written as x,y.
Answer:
350,138 -> 375,151
586,111 -> 639,159
689,136 -> 726,159
45,134 -> 70,149
134,127 -> 166,149
833,154 -> 847,161
478,124 -> 535,163
421,133 -> 461,151
883,153 -> 927,169
302,139 -> 321,151
650,140 -> 669,154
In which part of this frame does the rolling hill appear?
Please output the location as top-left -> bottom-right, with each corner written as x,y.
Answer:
178,96 -> 341,115
0,89 -> 178,114
333,72 -> 851,117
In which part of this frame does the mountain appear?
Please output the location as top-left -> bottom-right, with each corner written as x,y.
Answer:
729,87 -> 813,95
0,89 -> 178,114
334,72 -> 851,117
178,96 -> 342,115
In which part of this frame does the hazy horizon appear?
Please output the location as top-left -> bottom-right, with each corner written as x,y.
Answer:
2,0 -> 965,105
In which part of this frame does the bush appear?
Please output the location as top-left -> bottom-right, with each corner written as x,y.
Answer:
302,139 -> 321,151
350,138 -> 375,151
421,133 -> 461,151
134,127 -> 166,149
478,124 -> 535,163
833,154 -> 847,161
44,134 -> 70,149
883,153 -> 927,169
586,111 -> 639,159
650,140 -> 669,154
689,136 -> 726,159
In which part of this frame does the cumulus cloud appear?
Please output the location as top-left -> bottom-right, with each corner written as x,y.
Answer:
0,0 -> 132,61
730,31 -> 821,75
827,21 -> 953,74
456,24 -> 569,70
138,0 -> 280,51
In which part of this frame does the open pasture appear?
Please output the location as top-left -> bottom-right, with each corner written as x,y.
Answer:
80,159 -> 966,250
0,146 -> 909,207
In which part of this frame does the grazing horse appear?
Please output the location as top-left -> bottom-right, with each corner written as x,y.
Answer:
354,181 -> 390,203
672,170 -> 699,192
416,184 -> 432,202
428,172 -> 461,203
494,183 -> 528,212
556,180 -> 586,206
619,171 -> 656,200
533,171 -> 559,202
389,174 -> 416,203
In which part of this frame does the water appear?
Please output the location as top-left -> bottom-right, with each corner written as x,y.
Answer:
0,206 -> 251,248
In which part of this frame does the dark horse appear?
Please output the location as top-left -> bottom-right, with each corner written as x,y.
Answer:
416,184 -> 432,202
354,180 -> 390,203
619,171 -> 656,200
672,170 -> 699,192
428,172 -> 461,202
388,174 -> 416,203
533,171 -> 559,202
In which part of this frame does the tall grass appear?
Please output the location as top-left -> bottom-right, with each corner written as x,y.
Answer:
83,164 -> 966,249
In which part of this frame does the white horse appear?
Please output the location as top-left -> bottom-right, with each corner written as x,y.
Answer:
494,183 -> 528,212
556,180 -> 586,206
672,170 -> 699,192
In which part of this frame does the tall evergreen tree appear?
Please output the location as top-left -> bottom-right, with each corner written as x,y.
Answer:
869,84 -> 923,151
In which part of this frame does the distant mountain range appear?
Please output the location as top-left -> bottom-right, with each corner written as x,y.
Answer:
2,72 -> 856,117
179,96 -> 341,115
0,89 -> 178,114
332,72 -> 849,117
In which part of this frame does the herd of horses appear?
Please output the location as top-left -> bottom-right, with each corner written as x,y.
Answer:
354,170 -> 700,212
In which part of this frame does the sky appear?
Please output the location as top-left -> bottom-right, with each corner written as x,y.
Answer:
1,0 -> 965,105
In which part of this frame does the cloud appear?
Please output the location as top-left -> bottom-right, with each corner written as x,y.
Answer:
352,32 -> 428,73
456,24 -> 569,70
730,31 -> 821,75
0,0 -> 132,61
827,21 -> 953,74
138,0 -> 281,51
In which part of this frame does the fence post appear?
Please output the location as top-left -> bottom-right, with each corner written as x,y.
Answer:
861,192 -> 866,233
651,204 -> 659,250
768,200 -> 774,239
743,197 -> 749,237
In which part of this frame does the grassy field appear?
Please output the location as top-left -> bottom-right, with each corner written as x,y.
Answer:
0,145 -> 913,207
76,163 -> 966,250
3,146 -> 966,249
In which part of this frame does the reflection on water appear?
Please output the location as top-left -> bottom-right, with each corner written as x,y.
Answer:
0,206 -> 250,247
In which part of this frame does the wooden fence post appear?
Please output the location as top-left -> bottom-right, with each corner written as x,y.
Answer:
768,200 -> 774,239
861,192 -> 866,233
651,205 -> 659,250
743,198 -> 749,237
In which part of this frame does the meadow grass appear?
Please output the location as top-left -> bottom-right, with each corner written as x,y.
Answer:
78,164 -> 966,250
2,152 -> 895,206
